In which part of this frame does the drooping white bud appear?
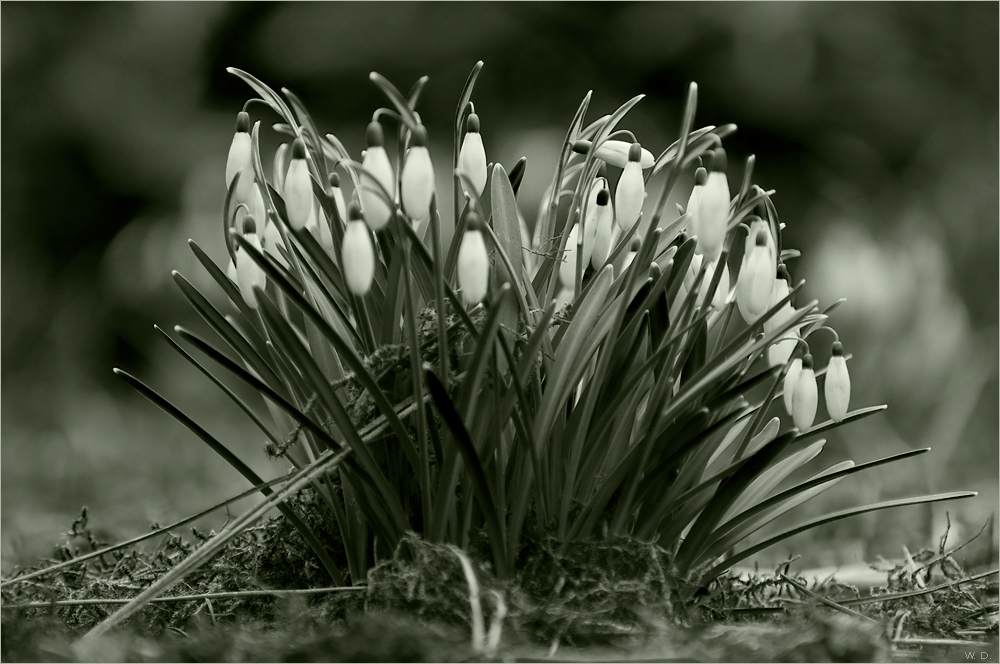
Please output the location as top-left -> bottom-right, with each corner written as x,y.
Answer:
791,354 -> 818,431
457,212 -> 489,306
401,125 -> 435,222
283,138 -> 313,231
686,166 -> 708,237
329,172 -> 347,224
736,230 -> 775,323
560,223 -> 581,290
590,188 -> 614,269
573,139 -> 655,169
765,265 -> 798,366
582,178 -> 607,266
744,215 -> 776,270
263,217 -> 288,268
458,113 -> 487,197
360,122 -> 394,231
824,342 -> 851,422
783,357 -> 802,414
306,205 -> 334,253
341,204 -> 375,296
615,143 -> 645,231
272,142 -> 289,196
236,216 -> 266,309
226,111 -> 253,201
696,149 -> 730,263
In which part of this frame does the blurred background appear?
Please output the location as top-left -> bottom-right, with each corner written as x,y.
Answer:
3,2 -> 997,573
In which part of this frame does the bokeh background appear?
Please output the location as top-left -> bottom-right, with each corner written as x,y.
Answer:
3,2 -> 997,573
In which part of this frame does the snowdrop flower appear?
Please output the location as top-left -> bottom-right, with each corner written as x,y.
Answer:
615,143 -> 645,231
360,121 -> 394,231
789,353 -> 818,430
283,138 -> 313,231
457,211 -> 489,306
825,341 -> 851,422
272,143 -> 289,196
582,177 -> 608,266
226,111 -> 253,202
744,215 -> 776,270
736,229 -> 775,323
306,205 -> 334,253
766,265 -> 798,367
590,188 -> 614,269
235,216 -> 266,309
341,203 -> 375,296
329,172 -> 347,224
263,215 -> 288,268
685,165 -> 708,237
783,357 -> 802,414
560,223 -> 581,290
696,149 -> 730,263
401,125 -> 435,222
572,139 -> 654,169
458,113 -> 487,197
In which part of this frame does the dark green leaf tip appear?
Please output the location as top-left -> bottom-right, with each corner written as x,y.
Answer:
243,215 -> 257,235
596,189 -> 609,206
410,125 -> 428,147
695,166 -> 708,186
366,121 -> 384,148
291,137 -> 307,160
348,201 -> 364,221
572,139 -> 591,155
466,113 -> 480,133
328,172 -> 341,188
713,148 -> 728,173
802,353 -> 814,370
832,341 -> 844,356
630,238 -> 641,251
777,263 -> 790,281
628,142 -> 642,162
236,111 -> 250,133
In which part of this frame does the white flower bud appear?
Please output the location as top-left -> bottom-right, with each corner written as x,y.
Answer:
306,205 -> 334,253
685,166 -> 708,238
582,178 -> 607,266
458,113 -> 487,197
590,188 -> 614,269
329,172 -> 347,224
263,218 -> 288,268
783,357 -> 802,414
744,216 -> 776,271
236,219 -> 266,309
768,333 -> 798,368
560,223 -> 581,290
696,149 -> 730,263
401,125 -> 435,222
272,143 -> 289,196
825,342 -> 851,422
341,205 -> 375,296
283,138 -> 313,231
226,112 -> 253,201
615,143 -> 645,231
574,139 -> 655,169
736,230 -> 775,323
457,212 -> 489,306
791,354 -> 818,431
360,122 -> 394,231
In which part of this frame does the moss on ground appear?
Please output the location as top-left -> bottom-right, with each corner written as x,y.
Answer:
1,507 -> 996,662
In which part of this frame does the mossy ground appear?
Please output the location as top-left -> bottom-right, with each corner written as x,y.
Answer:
2,506 -> 996,662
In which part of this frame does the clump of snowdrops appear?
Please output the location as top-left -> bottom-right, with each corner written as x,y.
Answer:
55,63 -> 977,639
